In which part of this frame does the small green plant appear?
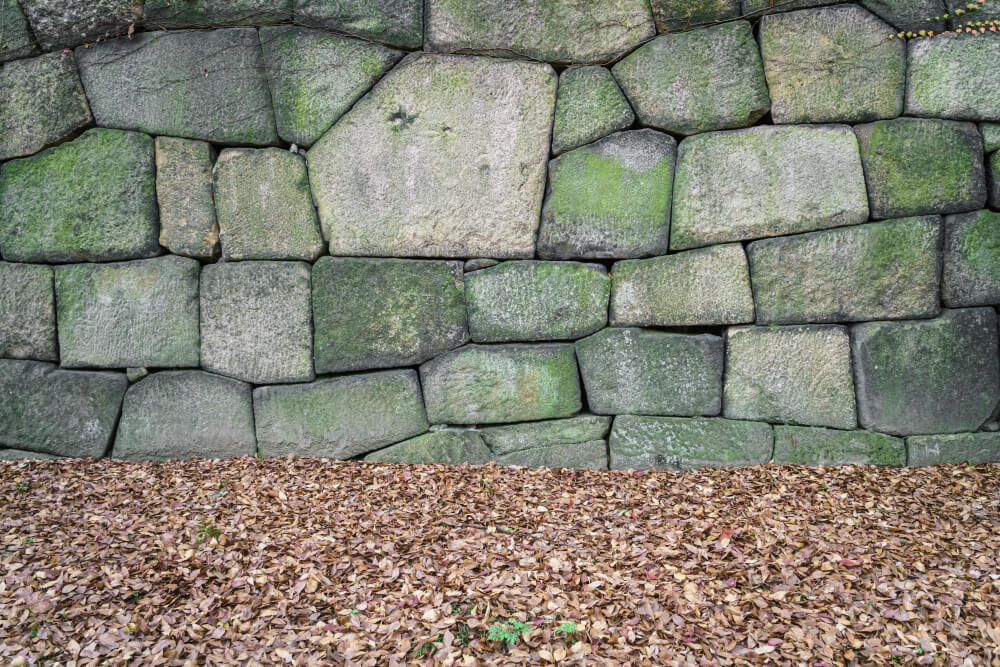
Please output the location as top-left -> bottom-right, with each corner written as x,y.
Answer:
15,481 -> 29,493
487,617 -> 530,649
455,621 -> 472,646
411,635 -> 443,658
555,621 -> 579,642
196,520 -> 222,542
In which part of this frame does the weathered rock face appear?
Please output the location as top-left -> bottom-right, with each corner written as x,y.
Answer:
495,440 -> 607,469
944,0 -> 1000,28
650,0 -> 740,32
144,0 -> 292,26
851,309 -> 1000,436
990,152 -> 1000,209
364,430 -> 491,465
295,0 -> 423,50
906,34 -> 1000,122
772,425 -> 904,466
0,263 -> 57,361
859,0 -> 947,32
0,0 -> 36,63
908,432 -> 1000,466
942,210 -> 1000,308
983,124 -> 1000,153
112,371 -> 256,461
312,257 -> 468,373
551,67 -> 634,156
154,137 -> 219,260
478,415 -> 611,457
18,0 -> 141,50
0,449 -> 62,460
609,415 -> 773,470
742,0 -> 832,14
308,54 -> 555,259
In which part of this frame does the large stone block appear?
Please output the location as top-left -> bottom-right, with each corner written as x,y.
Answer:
908,432 -> 1000,466
307,54 -> 555,259
852,308 -> 1000,436
478,415 -> 611,457
76,29 -> 279,145
19,0 -> 140,50
943,210 -> 1000,307
670,125 -> 869,249
983,123 -> 1000,153
200,262 -> 314,384
859,0 -> 947,32
295,0 -> 423,49
496,440 -> 607,469
0,263 -> 56,361
724,325 -> 857,429
466,261 -> 609,342
611,22 -> 770,136
551,66 -> 634,156
538,130 -> 676,260
364,430 -> 490,465
144,0 -> 292,25
748,216 -> 942,324
154,137 -> 219,260
0,129 -> 159,264
0,0 -> 36,63
906,33 -> 1000,121
990,152 -> 999,209
576,328 -> 723,417
420,344 -> 581,425
0,360 -> 126,458
254,370 -> 429,458
112,371 -> 256,461
312,257 -> 468,373
773,425 -> 904,466
0,449 -> 62,460
609,415 -> 773,470
55,256 -> 201,369
650,0 -> 740,32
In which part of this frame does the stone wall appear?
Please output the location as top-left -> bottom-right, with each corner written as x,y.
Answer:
1,0 -> 999,468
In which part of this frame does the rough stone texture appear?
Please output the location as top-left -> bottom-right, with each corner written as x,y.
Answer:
420,344 -> 581,425
551,67 -> 634,156
0,129 -> 159,264
307,54 -> 555,259
742,0 -> 835,14
609,415 -> 773,470
54,256 -> 201,369
154,137 -> 219,260
576,328 -> 724,417
773,425 -> 904,466
906,34 -> 1000,122
855,119 -> 986,219
945,0 -> 1000,29
650,0 -> 740,32
425,0 -> 654,64
295,0 -> 423,50
259,27 -> 402,147
748,216 -> 942,324
0,263 -> 56,361
943,210 -> 1000,307
126,368 -> 149,383
465,261 -> 610,342
851,308 -> 1000,436
670,125 -> 869,249
612,22 -> 770,136
76,29 -> 279,145
18,0 -> 141,50
0,0 -> 36,63
983,123 -> 1000,154
364,430 -> 491,465
724,325 -> 857,430
759,6 -> 905,124
495,440 -> 607,469
254,370 -> 428,459
990,152 -> 999,209
538,130 -> 676,260
859,0 -> 947,32
908,432 -> 1000,466
610,244 -> 754,327
200,262 -> 314,384
312,257 -> 468,373
214,148 -> 324,261
0,360 -> 126,458
0,449 -> 62,460
478,415 -> 611,457
144,0 -> 292,25
464,259 -> 498,272
112,371 -> 256,461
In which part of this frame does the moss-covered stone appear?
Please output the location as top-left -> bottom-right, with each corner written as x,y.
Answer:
906,33 -> 1000,121
144,0 -> 292,25
990,152 -> 999,209
773,425 -> 904,466
0,0 -> 37,63
982,123 -> 1000,153
943,210 -> 1000,307
478,415 -> 611,457
742,0 -> 833,14
907,431 -> 1000,466
19,0 -> 140,50
859,0 -> 947,33
650,0 -> 740,32
154,137 -> 219,260
295,0 -> 423,50
365,430 -> 490,465
0,449 -> 62,460
0,129 -> 159,264
609,415 -> 773,470
495,440 -> 607,469
0,263 -> 56,362
945,0 -> 1000,28
551,67 -> 634,156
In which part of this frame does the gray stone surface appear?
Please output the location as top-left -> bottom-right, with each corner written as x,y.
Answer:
538,130 -> 676,260
906,33 -> 1000,122
612,22 -> 770,136
478,415 -> 611,457
610,244 -> 755,327
200,261 -> 314,384
307,54 -> 555,259
365,430 -> 491,465
55,256 -> 201,369
990,152 -> 999,209
0,360 -> 126,458
743,0 -> 835,14
748,216 -> 943,324
420,344 -> 581,425
144,0 -> 292,26
295,0 -> 423,49
0,0 -> 36,63
0,449 -> 62,460
495,440 -> 607,469
312,257 -> 468,373
0,263 -> 56,361
551,67 -> 634,156
650,0 -> 740,32
76,29 -> 279,145
112,371 -> 256,461
852,308 -> 1000,436
255,370 -> 428,458
860,0 -> 947,32
576,328 -> 724,416
670,125 -> 869,249
0,128 -> 159,264
908,431 -> 1000,466
724,325 -> 857,429
983,123 -> 1000,153
945,0 -> 1000,29
943,210 -> 1000,307
609,415 -> 773,470
126,368 -> 148,383
19,0 -> 140,50
773,425 -> 904,466
155,137 -> 219,260
466,261 -> 609,342
464,258 -> 499,272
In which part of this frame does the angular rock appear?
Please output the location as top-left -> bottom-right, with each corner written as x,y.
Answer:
295,0 -> 423,50
496,440 -> 607,469
420,344 -> 581,425
478,415 -> 611,457
576,328 -> 724,416
0,263 -> 56,361
908,432 -> 1000,466
307,54 -> 555,259
0,129 -> 158,263
551,67 -> 634,156
724,325 -> 857,430
611,22 -> 770,136
742,0 -> 834,15
465,261 -> 610,342
464,258 -> 499,272
55,256 -> 201,369
650,0 -> 740,32
609,415 -> 773,470
260,27 -> 402,147
112,371 -> 256,461
906,33 -> 1000,121
0,0 -> 36,63
990,152 -> 999,209
144,0 -> 292,25
748,216 -> 942,324
155,137 -> 219,260
76,29 -> 279,145
0,360 -> 126,458
983,123 -> 1000,153
214,148 -> 324,261
945,0 -> 1000,28
0,449 -> 62,460
773,425 -> 904,466
538,130 -> 676,260
126,368 -> 148,383
364,430 -> 490,465
851,308 -> 1000,435
855,119 -> 986,219
18,0 -> 140,50
859,0 -> 947,32
673,125 -> 869,249
200,261 -> 314,384
254,370 -> 428,458
610,244 -> 755,327
312,257 -> 468,373
943,210 -> 1000,307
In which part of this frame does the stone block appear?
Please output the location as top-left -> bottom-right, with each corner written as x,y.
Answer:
0,0 -> 37,63
773,425 -> 904,466
0,262 -> 56,361
364,430 -> 490,465
907,431 -> 1000,466
495,440 -> 607,469
906,33 -> 1000,121
19,0 -> 140,50
144,0 -> 292,25
942,210 -> 1000,307
551,66 -> 634,156
609,415 -> 773,470
295,0 -> 423,49
154,137 -> 219,260
650,0 -> 740,33
478,415 -> 611,457
859,0 -> 947,32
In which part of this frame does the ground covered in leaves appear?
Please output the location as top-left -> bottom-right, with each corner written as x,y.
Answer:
1,459 -> 999,665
